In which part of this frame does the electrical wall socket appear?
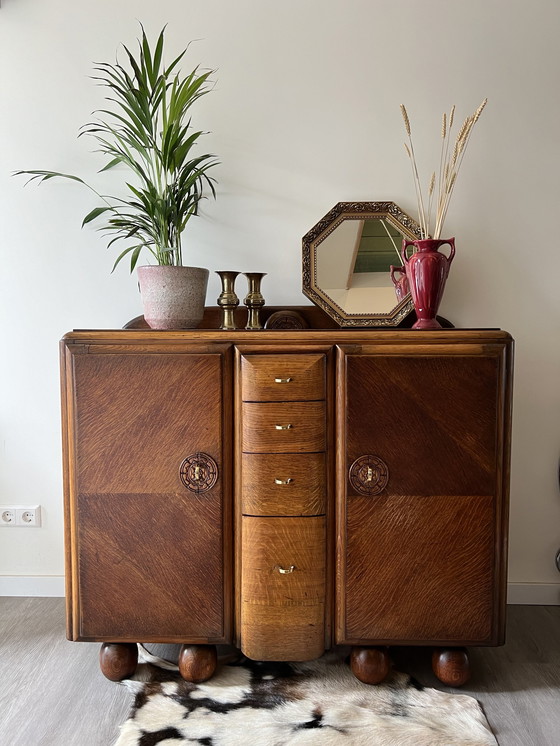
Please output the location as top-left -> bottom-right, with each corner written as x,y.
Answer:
1,508 -> 16,525
0,505 -> 42,527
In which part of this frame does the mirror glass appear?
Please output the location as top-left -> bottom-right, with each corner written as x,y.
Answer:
302,202 -> 422,327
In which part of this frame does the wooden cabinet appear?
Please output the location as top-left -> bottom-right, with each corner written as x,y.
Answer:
61,328 -> 512,686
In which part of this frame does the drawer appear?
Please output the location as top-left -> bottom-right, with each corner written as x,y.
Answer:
240,604 -> 325,662
241,453 -> 326,516
242,401 -> 326,453
241,354 -> 325,402
240,515 -> 326,661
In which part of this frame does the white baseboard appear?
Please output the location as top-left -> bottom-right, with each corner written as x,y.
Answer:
1,577 -> 558,605
0,575 -> 65,597
507,582 -> 560,605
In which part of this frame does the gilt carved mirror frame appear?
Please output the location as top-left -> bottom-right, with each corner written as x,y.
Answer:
302,201 -> 422,327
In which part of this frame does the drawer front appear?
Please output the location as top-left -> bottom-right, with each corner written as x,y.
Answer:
241,453 -> 326,516
241,354 -> 325,402
242,401 -> 326,453
240,515 -> 326,660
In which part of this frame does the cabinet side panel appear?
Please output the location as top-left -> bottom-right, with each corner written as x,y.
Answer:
60,341 -> 78,639
69,349 -> 229,642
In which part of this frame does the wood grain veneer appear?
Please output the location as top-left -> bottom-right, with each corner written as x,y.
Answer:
63,343 -> 233,643
241,401 -> 326,453
240,516 -> 326,660
344,353 -> 499,497
335,342 -> 511,648
241,353 -> 325,401
241,453 -> 326,516
342,493 -> 495,643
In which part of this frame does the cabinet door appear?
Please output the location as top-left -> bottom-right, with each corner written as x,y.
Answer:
63,343 -> 232,643
336,343 -> 511,646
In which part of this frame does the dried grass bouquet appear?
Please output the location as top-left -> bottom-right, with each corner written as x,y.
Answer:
400,99 -> 487,239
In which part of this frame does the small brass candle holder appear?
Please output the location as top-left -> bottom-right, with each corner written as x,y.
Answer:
216,271 -> 240,330
243,272 -> 267,330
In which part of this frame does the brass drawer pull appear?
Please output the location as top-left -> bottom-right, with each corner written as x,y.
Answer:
277,565 -> 295,574
274,478 -> 293,485
274,377 -> 293,383
275,424 -> 293,430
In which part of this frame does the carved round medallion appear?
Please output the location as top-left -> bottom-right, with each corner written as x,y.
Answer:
180,453 -> 218,493
264,310 -> 309,329
349,455 -> 389,496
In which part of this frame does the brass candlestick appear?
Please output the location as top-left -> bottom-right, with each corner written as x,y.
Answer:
243,272 -> 267,330
216,271 -> 240,330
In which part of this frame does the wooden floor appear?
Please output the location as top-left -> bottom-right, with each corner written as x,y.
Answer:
1,599 -> 559,746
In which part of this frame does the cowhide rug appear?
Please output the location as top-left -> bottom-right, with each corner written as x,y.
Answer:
114,646 -> 496,746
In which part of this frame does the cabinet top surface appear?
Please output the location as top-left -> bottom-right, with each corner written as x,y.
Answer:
62,329 -> 512,344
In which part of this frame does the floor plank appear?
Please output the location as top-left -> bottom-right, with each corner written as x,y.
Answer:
391,605 -> 560,746
0,598 -> 132,746
1,599 -> 559,745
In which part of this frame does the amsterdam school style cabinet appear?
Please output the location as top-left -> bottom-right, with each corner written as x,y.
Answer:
60,327 -> 513,686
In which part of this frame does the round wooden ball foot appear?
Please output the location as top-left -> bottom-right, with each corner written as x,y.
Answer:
178,644 -> 218,683
432,647 -> 470,686
99,642 -> 138,681
350,646 -> 391,685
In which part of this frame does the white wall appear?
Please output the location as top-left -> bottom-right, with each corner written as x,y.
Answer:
1,0 -> 559,601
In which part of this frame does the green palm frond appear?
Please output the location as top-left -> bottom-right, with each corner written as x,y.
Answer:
14,25 -> 218,271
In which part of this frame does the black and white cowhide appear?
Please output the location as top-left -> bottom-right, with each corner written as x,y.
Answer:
114,646 -> 496,746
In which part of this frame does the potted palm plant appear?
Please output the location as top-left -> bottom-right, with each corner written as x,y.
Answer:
16,26 -> 218,329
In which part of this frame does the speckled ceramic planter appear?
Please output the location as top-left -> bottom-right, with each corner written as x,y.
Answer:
137,265 -> 209,330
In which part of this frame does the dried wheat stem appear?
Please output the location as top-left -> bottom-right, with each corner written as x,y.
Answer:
404,142 -> 427,238
380,218 -> 402,261
434,104 -> 460,238
400,104 -> 411,136
401,104 -> 428,237
402,99 -> 486,240
438,111 -> 450,232
448,105 -> 455,130
429,172 -> 436,196
436,172 -> 458,236
436,99 -> 487,236
455,99 -> 487,168
427,172 -> 436,237
472,98 -> 487,123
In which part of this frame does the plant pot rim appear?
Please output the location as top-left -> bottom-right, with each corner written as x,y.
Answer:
137,264 -> 208,272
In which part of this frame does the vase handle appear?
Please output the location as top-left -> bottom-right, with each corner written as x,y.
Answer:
390,264 -> 406,286
438,237 -> 456,266
401,239 -> 417,265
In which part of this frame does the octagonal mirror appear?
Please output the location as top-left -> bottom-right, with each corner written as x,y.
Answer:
302,201 -> 422,327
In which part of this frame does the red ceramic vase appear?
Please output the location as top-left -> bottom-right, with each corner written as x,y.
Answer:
389,265 -> 410,302
401,238 -> 455,330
